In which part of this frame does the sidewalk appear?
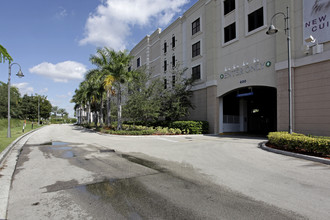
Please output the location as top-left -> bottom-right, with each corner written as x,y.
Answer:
0,130 -> 39,220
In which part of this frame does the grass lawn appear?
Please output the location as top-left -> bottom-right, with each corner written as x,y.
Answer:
0,119 -> 40,153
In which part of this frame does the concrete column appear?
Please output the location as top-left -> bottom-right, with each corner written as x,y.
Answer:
239,99 -> 247,132
219,97 -> 223,133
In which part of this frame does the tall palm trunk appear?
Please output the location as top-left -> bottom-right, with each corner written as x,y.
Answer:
99,96 -> 104,127
117,85 -> 122,130
87,101 -> 91,124
94,111 -> 98,127
79,106 -> 82,124
106,90 -> 111,127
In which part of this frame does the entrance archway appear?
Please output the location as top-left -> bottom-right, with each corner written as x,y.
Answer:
220,86 -> 277,134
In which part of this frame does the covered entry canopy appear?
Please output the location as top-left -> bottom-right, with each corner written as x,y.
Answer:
220,86 -> 277,134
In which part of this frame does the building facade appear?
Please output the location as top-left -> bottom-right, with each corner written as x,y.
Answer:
130,0 -> 330,136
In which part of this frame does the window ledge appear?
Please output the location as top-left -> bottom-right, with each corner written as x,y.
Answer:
222,38 -> 238,47
192,79 -> 205,86
192,31 -> 203,39
245,25 -> 267,37
191,55 -> 203,62
224,9 -> 235,17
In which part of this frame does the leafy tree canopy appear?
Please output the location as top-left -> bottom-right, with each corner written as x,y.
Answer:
0,81 -> 21,118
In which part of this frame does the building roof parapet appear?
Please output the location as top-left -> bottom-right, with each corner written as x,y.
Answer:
182,0 -> 207,19
159,17 -> 182,37
130,35 -> 149,54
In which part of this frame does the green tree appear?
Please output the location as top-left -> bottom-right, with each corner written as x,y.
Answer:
51,106 -> 59,117
104,75 -> 115,127
40,98 -> 52,119
71,88 -> 84,123
89,47 -> 116,127
57,108 -> 68,118
106,50 -> 133,130
85,69 -> 105,126
124,70 -> 162,123
88,47 -> 133,130
0,81 -> 21,118
160,67 -> 195,121
20,94 -> 37,120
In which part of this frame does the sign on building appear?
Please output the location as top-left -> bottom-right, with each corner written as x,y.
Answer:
303,0 -> 330,44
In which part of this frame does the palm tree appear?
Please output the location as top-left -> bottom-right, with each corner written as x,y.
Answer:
85,69 -> 105,126
57,108 -> 68,118
51,106 -> 59,117
72,47 -> 133,130
72,85 -> 85,124
104,75 -> 115,127
89,48 -> 113,127
0,44 -> 13,63
106,50 -> 133,130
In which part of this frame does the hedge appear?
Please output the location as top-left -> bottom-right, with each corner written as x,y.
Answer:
123,120 -> 209,134
268,132 -> 330,156
103,129 -> 155,135
169,121 -> 209,134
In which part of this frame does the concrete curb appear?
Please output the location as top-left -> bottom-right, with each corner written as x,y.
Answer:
260,141 -> 330,165
0,126 -> 45,165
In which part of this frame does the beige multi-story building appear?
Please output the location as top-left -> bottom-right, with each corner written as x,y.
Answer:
130,0 -> 330,136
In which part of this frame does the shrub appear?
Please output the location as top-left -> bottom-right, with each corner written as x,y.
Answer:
168,128 -> 182,135
103,129 -> 155,135
155,126 -> 169,135
268,132 -> 330,156
170,121 -> 209,134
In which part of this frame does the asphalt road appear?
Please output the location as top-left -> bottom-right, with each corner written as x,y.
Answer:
3,124 -> 330,219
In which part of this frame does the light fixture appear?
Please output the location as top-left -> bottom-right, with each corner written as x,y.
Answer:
16,69 -> 24,78
304,35 -> 323,55
305,35 -> 315,43
266,25 -> 278,35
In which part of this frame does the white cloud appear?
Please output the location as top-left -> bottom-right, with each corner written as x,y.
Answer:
12,82 -> 34,95
55,7 -> 68,19
80,0 -> 189,50
29,61 -> 87,83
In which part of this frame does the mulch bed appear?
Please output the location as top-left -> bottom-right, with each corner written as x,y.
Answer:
265,142 -> 330,160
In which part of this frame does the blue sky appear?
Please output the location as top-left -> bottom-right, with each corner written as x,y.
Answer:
0,0 -> 198,117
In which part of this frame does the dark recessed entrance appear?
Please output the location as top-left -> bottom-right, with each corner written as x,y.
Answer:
222,86 -> 277,134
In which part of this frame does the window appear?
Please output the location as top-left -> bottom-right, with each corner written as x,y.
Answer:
192,65 -> 201,80
248,7 -> 264,32
164,42 -> 167,53
192,18 -> 200,35
192,41 -> 200,58
164,60 -> 167,71
172,75 -> 175,87
128,66 -> 131,72
164,79 -> 167,89
172,55 -> 175,68
224,0 -> 235,15
224,22 -> 236,43
137,57 -> 141,67
172,36 -> 175,48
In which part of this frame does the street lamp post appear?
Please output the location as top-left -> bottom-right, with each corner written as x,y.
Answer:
266,7 -> 292,134
8,62 -> 24,138
38,96 -> 40,125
